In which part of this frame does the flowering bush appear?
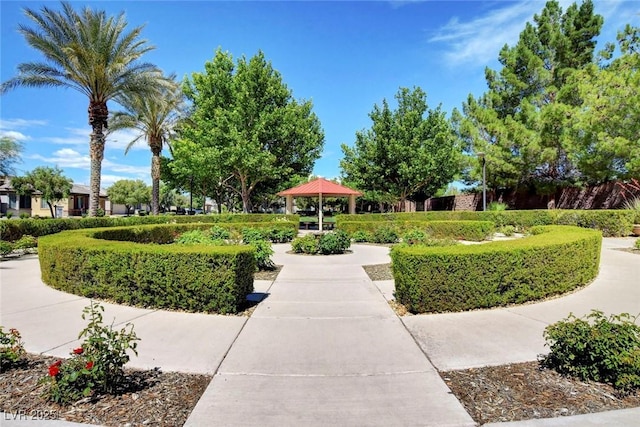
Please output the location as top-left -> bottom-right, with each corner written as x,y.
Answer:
43,302 -> 139,404
0,326 -> 26,369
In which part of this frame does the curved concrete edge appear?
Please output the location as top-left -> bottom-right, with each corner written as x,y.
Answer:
483,407 -> 640,426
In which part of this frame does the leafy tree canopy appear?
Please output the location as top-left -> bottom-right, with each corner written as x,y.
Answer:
11,166 -> 72,218
341,87 -> 462,211
106,179 -> 150,214
175,48 -> 325,213
0,137 -> 23,177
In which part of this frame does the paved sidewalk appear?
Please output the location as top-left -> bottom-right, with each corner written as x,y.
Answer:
1,238 -> 639,426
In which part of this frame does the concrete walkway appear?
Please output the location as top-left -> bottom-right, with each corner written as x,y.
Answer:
1,237 -> 639,426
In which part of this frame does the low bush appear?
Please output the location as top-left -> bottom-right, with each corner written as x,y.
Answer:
291,231 -> 351,255
13,234 -> 38,250
0,241 -> 13,256
44,302 -> 139,404
498,225 -> 516,236
541,310 -> 640,392
402,228 -> 429,245
635,239 -> 640,250
351,230 -> 372,243
0,326 -> 26,370
372,226 -> 398,244
488,201 -> 508,211
38,227 -> 255,314
391,226 -> 601,313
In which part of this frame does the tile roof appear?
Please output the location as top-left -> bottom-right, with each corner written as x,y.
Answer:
277,178 -> 362,197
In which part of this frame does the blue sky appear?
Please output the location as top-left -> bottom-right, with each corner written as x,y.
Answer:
1,1 -> 637,188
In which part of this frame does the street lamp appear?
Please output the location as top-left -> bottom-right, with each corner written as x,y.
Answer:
477,152 -> 486,211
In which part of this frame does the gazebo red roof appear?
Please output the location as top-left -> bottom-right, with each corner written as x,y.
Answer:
277,178 -> 362,197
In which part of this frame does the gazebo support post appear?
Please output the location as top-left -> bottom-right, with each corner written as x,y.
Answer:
285,195 -> 293,214
348,195 -> 356,214
318,193 -> 323,231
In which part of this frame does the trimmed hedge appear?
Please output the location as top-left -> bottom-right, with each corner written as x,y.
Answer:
91,222 -> 298,244
338,220 -> 495,242
391,226 -> 602,314
38,227 -> 256,314
336,210 -> 634,236
0,214 -> 299,242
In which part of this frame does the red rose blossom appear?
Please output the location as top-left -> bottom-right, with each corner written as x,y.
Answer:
85,361 -> 94,370
48,365 -> 60,377
53,360 -> 62,367
73,347 -> 84,355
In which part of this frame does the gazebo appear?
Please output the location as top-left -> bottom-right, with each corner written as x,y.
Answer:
277,178 -> 362,230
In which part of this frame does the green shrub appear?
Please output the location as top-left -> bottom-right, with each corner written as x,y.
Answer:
207,225 -> 231,241
264,226 -> 296,243
0,241 -> 13,256
351,230 -> 372,243
498,225 -> 516,236
291,232 -> 351,255
291,234 -> 318,254
554,210 -> 634,237
247,239 -> 275,270
318,230 -> 351,255
13,234 -> 38,250
373,226 -> 398,244
44,302 -> 139,404
541,310 -> 640,392
635,239 -> 640,250
6,212 -> 13,219
391,226 -> 601,314
175,229 -> 213,245
402,228 -> 429,245
0,327 -> 26,370
38,228 -> 255,314
488,201 -> 508,211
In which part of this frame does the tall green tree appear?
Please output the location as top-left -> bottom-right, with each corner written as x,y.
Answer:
110,77 -> 183,215
178,49 -> 324,213
106,179 -> 150,215
567,25 -> 640,182
11,166 -> 72,218
0,2 -> 163,216
341,87 -> 461,211
0,137 -> 23,177
458,0 -> 603,192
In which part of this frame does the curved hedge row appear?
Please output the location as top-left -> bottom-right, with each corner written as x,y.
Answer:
0,213 -> 299,242
336,210 -> 635,237
391,226 -> 602,314
38,226 -> 256,314
338,220 -> 495,242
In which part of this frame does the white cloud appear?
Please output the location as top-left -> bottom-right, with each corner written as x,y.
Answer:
0,118 -> 48,129
0,130 -> 29,141
101,174 -> 150,187
29,148 -> 91,169
105,128 -> 147,151
102,159 -> 149,176
427,0 -> 615,67
429,1 -> 541,67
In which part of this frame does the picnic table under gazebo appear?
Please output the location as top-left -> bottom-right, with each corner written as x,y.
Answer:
277,178 -> 362,230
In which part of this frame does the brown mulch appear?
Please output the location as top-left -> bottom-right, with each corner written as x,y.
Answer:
442,361 -> 640,425
0,354 -> 210,426
362,263 -> 393,281
254,265 -> 282,281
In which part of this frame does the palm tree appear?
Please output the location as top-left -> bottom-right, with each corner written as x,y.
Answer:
109,77 -> 183,215
0,2 -> 162,216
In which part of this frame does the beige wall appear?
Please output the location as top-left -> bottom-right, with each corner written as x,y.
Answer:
30,195 -> 70,218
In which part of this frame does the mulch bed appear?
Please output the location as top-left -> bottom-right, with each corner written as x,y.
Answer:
0,354 -> 210,426
442,361 -> 640,425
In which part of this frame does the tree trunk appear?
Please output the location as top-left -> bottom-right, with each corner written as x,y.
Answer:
47,201 -> 54,219
239,175 -> 251,213
150,141 -> 162,215
88,101 -> 108,217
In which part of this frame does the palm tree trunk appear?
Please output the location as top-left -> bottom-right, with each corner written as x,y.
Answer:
89,101 -> 108,217
151,150 -> 161,215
